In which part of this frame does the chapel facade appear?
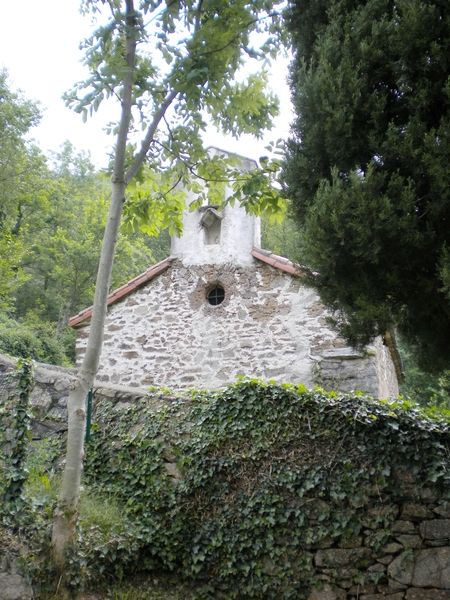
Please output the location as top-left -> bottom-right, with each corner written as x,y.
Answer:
70,156 -> 400,397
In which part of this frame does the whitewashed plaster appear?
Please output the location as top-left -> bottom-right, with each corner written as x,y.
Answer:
170,192 -> 261,267
170,148 -> 261,267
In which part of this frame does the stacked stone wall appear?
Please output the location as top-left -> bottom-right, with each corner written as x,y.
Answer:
74,260 -> 399,397
0,355 -> 155,441
0,356 -> 448,598
304,493 -> 450,599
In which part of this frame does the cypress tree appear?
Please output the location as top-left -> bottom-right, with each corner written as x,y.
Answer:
283,0 -> 450,370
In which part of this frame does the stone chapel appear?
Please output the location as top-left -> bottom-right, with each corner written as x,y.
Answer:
69,156 -> 400,398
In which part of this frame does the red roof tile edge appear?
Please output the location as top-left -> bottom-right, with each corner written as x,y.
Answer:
68,257 -> 173,328
251,247 -> 304,277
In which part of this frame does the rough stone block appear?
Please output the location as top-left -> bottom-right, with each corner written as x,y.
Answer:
405,588 -> 450,600
30,387 -> 53,413
46,406 -> 66,421
419,488 -> 439,503
391,521 -> 416,534
307,584 -> 346,600
419,519 -> 450,541
315,548 -> 369,568
377,555 -> 394,565
388,546 -> 450,588
32,420 -> 66,438
434,504 -> 450,519
0,572 -> 33,600
377,579 -> 407,597
405,589 -> 450,600
339,536 -> 363,549
54,377 -> 74,391
395,535 -> 422,549
385,579 -> 407,592
360,594 -> 403,600
401,503 -> 434,520
348,584 -> 376,595
381,543 -> 403,554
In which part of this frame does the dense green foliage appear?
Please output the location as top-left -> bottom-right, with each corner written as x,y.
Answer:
283,0 -> 450,370
12,381 -> 449,597
261,210 -> 304,263
260,212 -> 450,407
0,73 -> 173,365
0,0 -> 288,366
1,360 -> 33,516
68,0 -> 286,228
0,70 -> 43,312
0,316 -> 74,366
398,336 -> 450,408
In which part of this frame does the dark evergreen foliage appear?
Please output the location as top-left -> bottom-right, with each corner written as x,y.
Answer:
283,0 -> 450,370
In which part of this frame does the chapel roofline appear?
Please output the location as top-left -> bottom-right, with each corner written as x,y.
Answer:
68,249 -> 303,328
68,249 -> 401,387
68,257 -> 173,328
251,248 -> 305,276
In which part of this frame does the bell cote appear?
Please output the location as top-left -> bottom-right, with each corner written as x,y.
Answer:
170,152 -> 261,266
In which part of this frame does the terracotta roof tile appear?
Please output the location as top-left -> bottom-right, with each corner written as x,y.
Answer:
251,247 -> 306,277
69,257 -> 173,328
70,249 -> 308,329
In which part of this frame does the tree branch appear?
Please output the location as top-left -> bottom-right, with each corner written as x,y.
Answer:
152,139 -> 250,185
125,87 -> 179,183
194,0 -> 204,32
111,0 -> 137,184
191,12 -> 281,60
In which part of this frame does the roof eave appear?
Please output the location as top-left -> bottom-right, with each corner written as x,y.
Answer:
251,247 -> 305,277
68,256 -> 173,328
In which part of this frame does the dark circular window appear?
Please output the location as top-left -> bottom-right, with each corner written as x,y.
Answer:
207,285 -> 225,306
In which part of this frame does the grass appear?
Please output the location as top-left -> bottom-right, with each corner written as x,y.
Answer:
78,491 -> 125,535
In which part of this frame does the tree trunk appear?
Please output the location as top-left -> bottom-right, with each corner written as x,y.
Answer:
51,180 -> 126,565
51,0 -> 179,569
51,0 -> 137,567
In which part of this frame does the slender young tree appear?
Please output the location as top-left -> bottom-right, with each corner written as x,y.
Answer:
52,0 -> 285,564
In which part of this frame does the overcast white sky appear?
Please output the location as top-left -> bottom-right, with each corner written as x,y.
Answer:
0,0 -> 293,169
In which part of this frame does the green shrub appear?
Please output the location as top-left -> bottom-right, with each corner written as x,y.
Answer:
23,438 -> 62,515
0,315 -> 74,365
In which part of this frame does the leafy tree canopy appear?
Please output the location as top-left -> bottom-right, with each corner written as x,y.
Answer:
0,74 -> 165,363
0,71 -> 46,311
66,0 -> 286,221
283,0 -> 450,370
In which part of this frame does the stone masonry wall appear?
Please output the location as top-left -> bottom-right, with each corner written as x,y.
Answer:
0,354 -> 154,441
74,259 -> 398,398
0,357 -> 447,599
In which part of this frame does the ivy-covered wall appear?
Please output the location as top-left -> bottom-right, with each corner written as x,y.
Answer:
0,355 -> 449,599
83,382 -> 450,600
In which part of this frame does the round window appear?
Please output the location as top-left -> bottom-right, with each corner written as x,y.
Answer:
207,285 -> 225,306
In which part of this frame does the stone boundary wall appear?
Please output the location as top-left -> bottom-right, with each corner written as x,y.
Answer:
306,498 -> 450,599
0,354 -> 157,441
0,354 -> 449,599
0,535 -> 33,600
